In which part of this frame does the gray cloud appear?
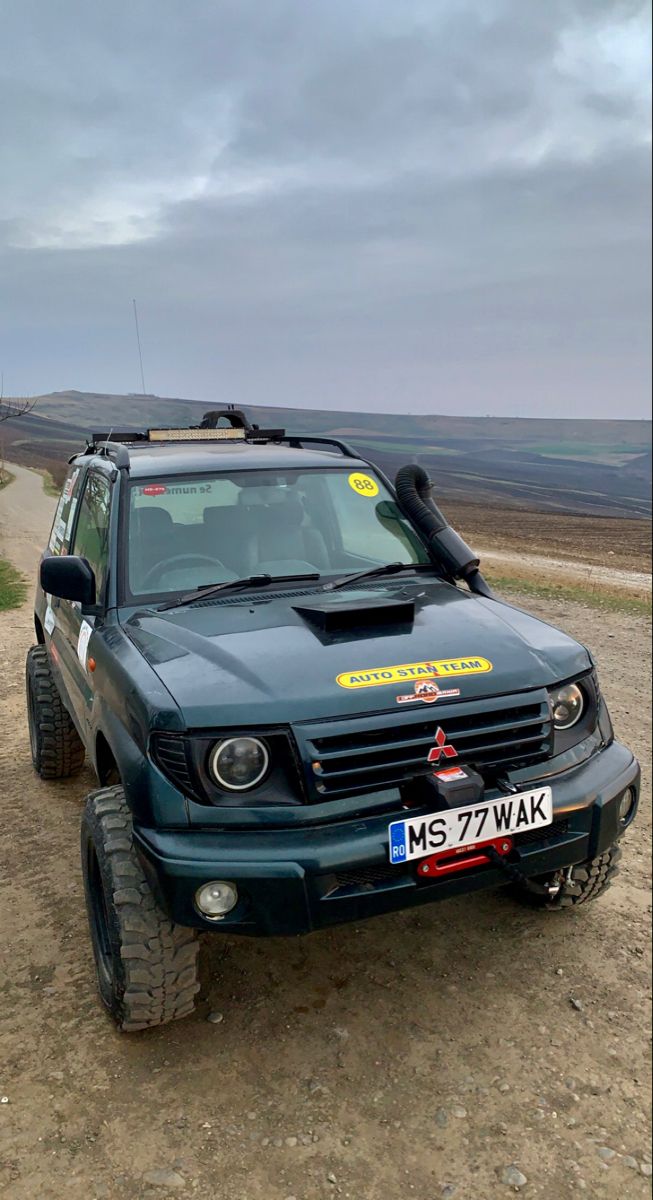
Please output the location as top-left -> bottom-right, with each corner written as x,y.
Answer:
0,0 -> 650,416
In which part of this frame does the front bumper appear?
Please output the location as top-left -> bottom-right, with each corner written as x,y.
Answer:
134,739 -> 640,935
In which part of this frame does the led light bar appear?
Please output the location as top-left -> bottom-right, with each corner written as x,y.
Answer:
148,427 -> 246,441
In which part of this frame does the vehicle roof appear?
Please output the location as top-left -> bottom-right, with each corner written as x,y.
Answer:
77,440 -> 369,479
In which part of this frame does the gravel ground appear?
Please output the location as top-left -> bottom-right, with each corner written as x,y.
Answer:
0,465 -> 651,1200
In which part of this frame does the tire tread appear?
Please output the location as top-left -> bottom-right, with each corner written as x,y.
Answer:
26,645 -> 85,778
81,785 -> 199,1031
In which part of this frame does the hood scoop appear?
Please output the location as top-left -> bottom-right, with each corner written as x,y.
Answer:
294,596 -> 415,638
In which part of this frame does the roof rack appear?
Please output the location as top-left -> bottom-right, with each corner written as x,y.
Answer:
72,409 -> 359,466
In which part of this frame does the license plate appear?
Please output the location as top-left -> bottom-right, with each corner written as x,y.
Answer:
388,787 -> 553,865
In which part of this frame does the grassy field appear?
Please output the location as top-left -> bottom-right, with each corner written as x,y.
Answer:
0,468 -> 15,491
0,558 -> 27,611
37,468 -> 61,497
488,571 -> 651,619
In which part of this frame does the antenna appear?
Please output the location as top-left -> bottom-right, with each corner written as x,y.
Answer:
132,299 -> 147,394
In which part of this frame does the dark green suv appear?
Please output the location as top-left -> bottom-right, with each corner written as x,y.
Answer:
27,410 -> 640,1030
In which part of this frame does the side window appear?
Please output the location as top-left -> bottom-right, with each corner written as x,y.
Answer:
48,467 -> 83,555
71,473 -> 112,596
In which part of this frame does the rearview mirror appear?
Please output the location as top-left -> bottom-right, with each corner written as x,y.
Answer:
40,555 -> 96,606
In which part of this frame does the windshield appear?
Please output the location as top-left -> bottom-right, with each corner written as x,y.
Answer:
125,467 -> 429,599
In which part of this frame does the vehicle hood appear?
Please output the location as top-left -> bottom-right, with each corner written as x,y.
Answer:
121,582 -> 591,728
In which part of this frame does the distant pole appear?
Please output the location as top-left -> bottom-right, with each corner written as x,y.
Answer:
132,299 -> 147,394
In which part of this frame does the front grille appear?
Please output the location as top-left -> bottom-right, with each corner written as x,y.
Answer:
514,818 -> 568,846
294,690 -> 552,801
152,734 -> 194,795
329,864 -> 402,890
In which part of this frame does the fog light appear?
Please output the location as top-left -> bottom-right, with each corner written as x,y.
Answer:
195,880 -> 238,919
618,789 -> 636,827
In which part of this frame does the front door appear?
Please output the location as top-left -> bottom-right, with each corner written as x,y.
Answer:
54,470 -> 113,735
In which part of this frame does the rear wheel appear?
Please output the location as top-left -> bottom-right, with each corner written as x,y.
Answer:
81,785 -> 200,1031
26,644 -> 85,778
514,844 -> 622,910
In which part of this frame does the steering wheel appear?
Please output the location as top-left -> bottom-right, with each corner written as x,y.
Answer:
142,554 -> 230,589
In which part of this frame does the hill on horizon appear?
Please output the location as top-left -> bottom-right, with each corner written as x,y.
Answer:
1,389 -> 650,520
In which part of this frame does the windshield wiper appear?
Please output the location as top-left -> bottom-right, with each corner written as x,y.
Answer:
323,562 -> 436,592
157,572 -> 320,612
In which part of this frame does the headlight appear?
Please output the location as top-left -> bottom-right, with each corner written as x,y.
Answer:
618,789 -> 637,827
550,682 -> 585,730
209,736 -> 269,791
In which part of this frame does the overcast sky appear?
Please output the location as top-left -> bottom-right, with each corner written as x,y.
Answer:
1,0 -> 650,418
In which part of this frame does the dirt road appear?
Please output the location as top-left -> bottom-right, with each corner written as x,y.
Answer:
0,462 -> 58,576
1,466 -> 651,1200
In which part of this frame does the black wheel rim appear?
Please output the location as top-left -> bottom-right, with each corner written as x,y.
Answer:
86,842 -> 114,994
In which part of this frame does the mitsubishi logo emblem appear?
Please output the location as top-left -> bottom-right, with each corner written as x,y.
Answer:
427,727 -> 458,764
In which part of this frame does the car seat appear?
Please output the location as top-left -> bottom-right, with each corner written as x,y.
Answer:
202,505 -> 257,575
131,507 -> 175,588
248,497 -> 329,574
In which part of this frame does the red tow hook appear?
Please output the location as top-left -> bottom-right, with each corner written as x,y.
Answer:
417,836 -> 514,878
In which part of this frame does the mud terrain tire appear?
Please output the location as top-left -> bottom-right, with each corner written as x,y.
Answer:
26,644 -> 85,778
81,785 -> 200,1031
517,845 -> 622,910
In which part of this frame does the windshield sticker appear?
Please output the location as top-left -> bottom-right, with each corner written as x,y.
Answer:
348,472 -> 379,498
135,483 -> 214,498
396,680 -> 461,705
336,657 -> 493,689
77,621 -> 93,670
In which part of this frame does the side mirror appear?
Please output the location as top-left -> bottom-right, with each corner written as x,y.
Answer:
40,555 -> 96,606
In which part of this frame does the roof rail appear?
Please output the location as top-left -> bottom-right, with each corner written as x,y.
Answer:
283,435 -> 359,459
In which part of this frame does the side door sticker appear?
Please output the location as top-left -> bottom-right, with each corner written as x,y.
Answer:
77,621 -> 93,671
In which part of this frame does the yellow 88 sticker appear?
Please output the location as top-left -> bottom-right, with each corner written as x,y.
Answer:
348,471 -> 379,498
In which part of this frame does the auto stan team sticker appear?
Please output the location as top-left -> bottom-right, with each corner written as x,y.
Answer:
396,680 -> 461,705
336,656 -> 493,690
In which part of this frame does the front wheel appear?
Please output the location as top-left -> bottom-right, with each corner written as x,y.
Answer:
81,785 -> 200,1031
514,844 -> 622,910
